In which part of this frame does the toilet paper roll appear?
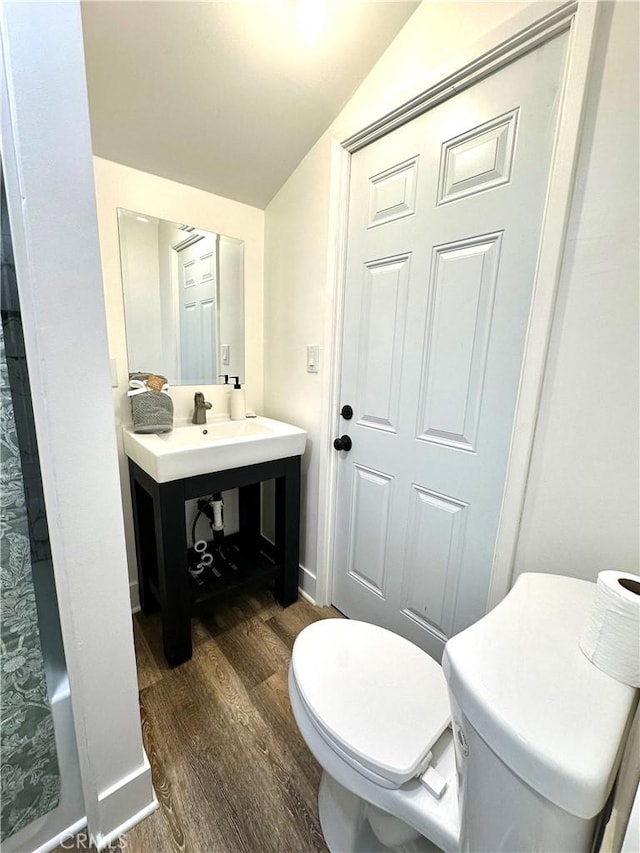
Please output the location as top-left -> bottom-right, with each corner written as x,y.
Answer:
194,539 -> 207,553
580,571 -> 640,687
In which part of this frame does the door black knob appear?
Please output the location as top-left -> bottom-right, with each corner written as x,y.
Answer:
340,404 -> 354,420
333,435 -> 352,452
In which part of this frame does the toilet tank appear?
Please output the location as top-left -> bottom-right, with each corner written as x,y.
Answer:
442,573 -> 638,853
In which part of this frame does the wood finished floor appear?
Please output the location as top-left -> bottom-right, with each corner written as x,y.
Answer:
124,591 -> 341,853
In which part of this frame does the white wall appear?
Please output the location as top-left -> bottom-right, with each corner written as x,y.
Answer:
264,0 -> 639,599
0,1 -> 155,846
264,140 -> 332,592
515,0 -> 639,581
92,157 -> 264,605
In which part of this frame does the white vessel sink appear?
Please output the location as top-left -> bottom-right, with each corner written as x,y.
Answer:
123,416 -> 307,483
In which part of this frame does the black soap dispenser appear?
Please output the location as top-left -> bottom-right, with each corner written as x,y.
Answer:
229,376 -> 245,421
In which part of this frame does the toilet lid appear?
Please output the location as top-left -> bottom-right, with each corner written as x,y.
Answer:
291,619 -> 450,788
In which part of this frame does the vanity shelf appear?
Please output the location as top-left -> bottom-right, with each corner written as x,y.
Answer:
128,455 -> 300,666
187,533 -> 280,610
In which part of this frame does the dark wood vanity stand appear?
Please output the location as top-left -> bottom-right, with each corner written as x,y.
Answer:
128,456 -> 301,666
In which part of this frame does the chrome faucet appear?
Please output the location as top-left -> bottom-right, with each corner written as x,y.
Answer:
192,392 -> 212,425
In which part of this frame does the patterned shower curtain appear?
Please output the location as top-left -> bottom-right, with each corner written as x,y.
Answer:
1,181 -> 60,839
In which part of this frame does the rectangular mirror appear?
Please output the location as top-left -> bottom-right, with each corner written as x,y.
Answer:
117,208 -> 244,385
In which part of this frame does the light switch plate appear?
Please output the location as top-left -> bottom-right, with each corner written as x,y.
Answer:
307,345 -> 319,373
222,344 -> 230,366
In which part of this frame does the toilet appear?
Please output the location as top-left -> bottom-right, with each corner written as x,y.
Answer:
288,573 -> 638,852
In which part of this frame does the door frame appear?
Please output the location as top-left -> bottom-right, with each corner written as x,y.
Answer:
314,1 -> 599,610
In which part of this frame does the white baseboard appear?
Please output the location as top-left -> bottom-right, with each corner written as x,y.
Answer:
94,754 -> 156,849
95,798 -> 158,851
34,818 -> 87,853
298,586 -> 317,606
298,564 -> 317,602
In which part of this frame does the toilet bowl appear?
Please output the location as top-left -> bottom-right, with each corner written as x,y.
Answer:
288,574 -> 638,853
288,619 -> 460,852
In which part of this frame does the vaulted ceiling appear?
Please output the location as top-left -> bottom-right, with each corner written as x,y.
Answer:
81,1 -> 420,209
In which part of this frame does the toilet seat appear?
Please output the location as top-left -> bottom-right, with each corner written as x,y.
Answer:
291,619 -> 451,789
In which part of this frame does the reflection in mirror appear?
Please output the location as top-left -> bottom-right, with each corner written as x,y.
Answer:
117,208 -> 244,386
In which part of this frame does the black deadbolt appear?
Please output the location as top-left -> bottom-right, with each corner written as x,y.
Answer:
333,435 -> 352,452
340,404 -> 354,420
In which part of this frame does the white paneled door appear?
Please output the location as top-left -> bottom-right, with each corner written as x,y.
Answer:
333,33 -> 569,659
178,234 -> 218,384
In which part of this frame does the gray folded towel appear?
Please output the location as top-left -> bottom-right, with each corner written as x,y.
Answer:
128,372 -> 173,434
